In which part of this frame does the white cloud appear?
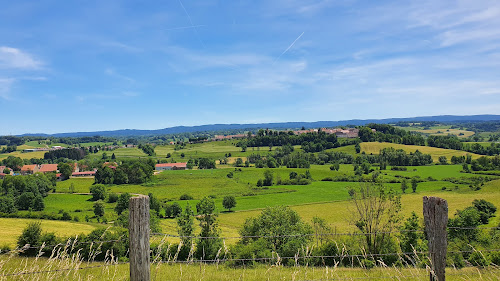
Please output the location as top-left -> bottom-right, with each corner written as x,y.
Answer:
105,68 -> 135,83
0,46 -> 42,69
0,78 -> 14,99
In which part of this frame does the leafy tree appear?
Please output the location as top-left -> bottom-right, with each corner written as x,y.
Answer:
195,197 -> 222,259
438,156 -> 448,165
58,162 -> 73,179
239,206 -> 313,257
399,212 -> 426,263
3,168 -> 10,174
90,184 -> 107,201
448,207 -> 481,241
263,170 -> 273,186
115,193 -> 131,215
411,177 -> 418,193
472,199 -> 497,224
93,201 -> 105,217
32,195 -> 45,211
111,153 -> 116,160
401,178 -> 408,193
16,192 -> 35,210
198,158 -> 216,169
349,183 -> 402,255
148,193 -> 161,215
171,202 -> 182,218
222,195 -> 236,211
355,143 -> 361,153
177,203 -> 194,246
17,222 -> 42,255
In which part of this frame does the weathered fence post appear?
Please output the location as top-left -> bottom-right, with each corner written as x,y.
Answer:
423,196 -> 448,281
129,195 -> 150,281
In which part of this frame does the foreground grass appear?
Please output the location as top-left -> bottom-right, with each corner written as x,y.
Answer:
0,256 -> 499,281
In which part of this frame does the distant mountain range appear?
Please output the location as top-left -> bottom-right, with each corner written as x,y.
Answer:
19,115 -> 500,138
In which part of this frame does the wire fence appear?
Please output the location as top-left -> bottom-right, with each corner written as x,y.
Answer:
1,223 -> 499,279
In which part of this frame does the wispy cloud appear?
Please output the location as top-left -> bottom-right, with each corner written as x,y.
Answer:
100,41 -> 142,52
105,68 -> 136,83
0,46 -> 42,69
0,78 -> 14,99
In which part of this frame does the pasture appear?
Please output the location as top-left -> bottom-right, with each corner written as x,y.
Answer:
0,218 -> 96,248
360,142 -> 482,161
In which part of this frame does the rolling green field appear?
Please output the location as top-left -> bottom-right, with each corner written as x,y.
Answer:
1,138 -> 500,258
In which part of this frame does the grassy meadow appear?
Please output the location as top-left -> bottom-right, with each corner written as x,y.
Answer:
0,256 -> 499,281
360,142 -> 482,161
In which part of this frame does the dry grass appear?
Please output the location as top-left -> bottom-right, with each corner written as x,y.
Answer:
360,142 -> 482,161
0,218 -> 96,248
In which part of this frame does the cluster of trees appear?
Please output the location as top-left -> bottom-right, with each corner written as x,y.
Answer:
463,142 -> 500,156
358,124 -> 426,145
0,145 -> 16,154
44,148 -> 87,161
138,144 -> 155,156
0,136 -> 25,146
237,130 -> 340,151
470,156 -> 500,171
94,159 -> 155,185
0,173 -> 54,213
379,148 -> 433,166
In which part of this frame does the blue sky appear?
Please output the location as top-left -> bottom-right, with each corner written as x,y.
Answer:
1,0 -> 500,135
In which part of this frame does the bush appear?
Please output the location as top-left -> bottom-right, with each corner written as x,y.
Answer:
17,222 -> 42,255
107,193 -> 118,203
179,194 -> 193,200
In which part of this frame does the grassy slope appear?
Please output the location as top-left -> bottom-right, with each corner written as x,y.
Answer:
360,142 -> 482,161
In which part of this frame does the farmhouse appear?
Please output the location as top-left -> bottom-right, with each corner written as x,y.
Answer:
39,164 -> 58,173
155,162 -> 187,171
71,170 -> 96,177
21,164 -> 39,175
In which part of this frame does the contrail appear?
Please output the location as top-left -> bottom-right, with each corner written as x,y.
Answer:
165,25 -> 206,31
178,0 -> 206,48
273,32 -> 305,65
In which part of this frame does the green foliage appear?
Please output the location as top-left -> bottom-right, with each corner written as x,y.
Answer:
198,158 -> 216,169
239,206 -> 312,258
115,193 -> 131,215
195,197 -> 222,259
222,195 -> 236,211
57,162 -> 73,179
148,193 -> 161,215
400,179 -> 408,193
176,203 -> 194,246
411,177 -> 418,193
138,143 -> 156,156
89,184 -> 107,201
17,221 -> 42,255
93,201 -> 105,217
350,183 -> 401,255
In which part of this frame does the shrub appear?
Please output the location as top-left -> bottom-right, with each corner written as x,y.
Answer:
17,222 -> 42,255
179,194 -> 193,200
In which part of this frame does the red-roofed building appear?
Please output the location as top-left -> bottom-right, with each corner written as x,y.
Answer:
71,171 -> 96,177
155,163 -> 187,171
39,164 -> 58,173
0,166 -> 13,175
21,164 -> 39,175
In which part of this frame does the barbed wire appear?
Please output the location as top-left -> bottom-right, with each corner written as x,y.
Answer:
150,229 -> 426,240
150,225 -> 499,240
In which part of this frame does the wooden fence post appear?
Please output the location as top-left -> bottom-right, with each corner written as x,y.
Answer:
129,195 -> 150,281
423,196 -> 448,281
